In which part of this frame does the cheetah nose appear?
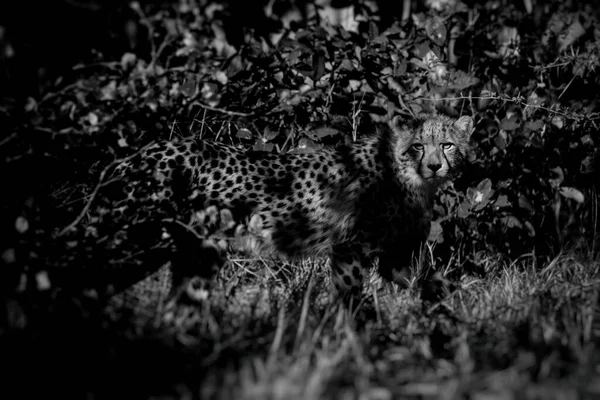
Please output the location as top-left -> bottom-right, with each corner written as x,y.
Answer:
428,163 -> 442,172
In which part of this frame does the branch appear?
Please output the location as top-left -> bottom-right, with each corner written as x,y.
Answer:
418,94 -> 600,121
192,101 -> 255,117
57,148 -> 149,237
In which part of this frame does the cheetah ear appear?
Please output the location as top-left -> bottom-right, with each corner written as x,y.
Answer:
389,116 -> 417,142
453,116 -> 474,138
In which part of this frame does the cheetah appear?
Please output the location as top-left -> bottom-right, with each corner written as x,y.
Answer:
98,114 -> 473,299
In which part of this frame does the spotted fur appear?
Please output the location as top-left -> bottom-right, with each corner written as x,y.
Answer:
100,115 -> 473,298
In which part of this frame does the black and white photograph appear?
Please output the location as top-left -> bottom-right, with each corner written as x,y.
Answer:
1,0 -> 599,398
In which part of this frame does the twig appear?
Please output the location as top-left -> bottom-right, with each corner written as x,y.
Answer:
72,61 -> 121,71
169,120 -> 177,141
189,104 -> 203,132
41,82 -> 81,103
418,94 -> 600,121
199,108 -> 207,138
57,148 -> 149,237
558,75 -> 576,100
0,132 -> 17,148
161,218 -> 206,241
149,34 -> 176,71
280,122 -> 295,153
192,101 -> 254,117
350,91 -> 365,142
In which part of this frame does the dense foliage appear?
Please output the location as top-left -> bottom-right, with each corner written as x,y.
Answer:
0,0 -> 599,397
3,1 -> 598,273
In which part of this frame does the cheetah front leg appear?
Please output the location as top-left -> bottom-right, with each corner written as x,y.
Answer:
377,251 -> 412,288
377,237 -> 424,288
330,245 -> 368,305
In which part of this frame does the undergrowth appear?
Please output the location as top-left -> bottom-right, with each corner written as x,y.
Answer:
1,0 -> 600,398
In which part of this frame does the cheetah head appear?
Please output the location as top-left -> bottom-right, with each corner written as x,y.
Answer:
391,115 -> 474,186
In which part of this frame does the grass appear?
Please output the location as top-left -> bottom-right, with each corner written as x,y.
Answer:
4,197 -> 598,399
88,247 -> 600,399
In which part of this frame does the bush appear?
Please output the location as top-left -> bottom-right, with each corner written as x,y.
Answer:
1,0 -> 598,308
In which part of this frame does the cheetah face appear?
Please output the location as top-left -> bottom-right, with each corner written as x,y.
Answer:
392,115 -> 473,185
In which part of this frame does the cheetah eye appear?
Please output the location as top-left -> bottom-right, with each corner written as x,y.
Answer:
441,143 -> 455,150
411,143 -> 424,151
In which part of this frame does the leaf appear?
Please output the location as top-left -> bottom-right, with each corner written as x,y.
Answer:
248,214 -> 264,235
524,221 -> 536,237
494,132 -> 507,149
120,52 -> 137,69
425,16 -> 447,45
371,34 -> 388,45
331,38 -> 348,48
289,138 -> 319,154
559,187 -> 585,204
236,128 -> 253,140
262,126 -> 278,141
494,195 -> 510,208
581,156 -> 594,173
549,166 -> 564,188
36,271 -> 51,291
339,58 -> 355,71
424,50 -> 447,82
468,179 -> 495,211
313,51 -> 326,82
368,21 -> 379,40
100,80 -> 117,101
220,209 -> 235,231
24,97 -> 37,112
179,78 -> 196,97
347,79 -> 361,91
164,18 -> 178,35
445,70 -> 479,90
2,248 -> 16,264
253,142 -> 274,152
501,215 -> 523,228
497,26 -> 520,58
525,119 -> 544,132
225,54 -> 244,78
309,127 -> 341,139
415,41 -> 431,59
581,135 -> 594,146
410,103 -> 423,115
551,116 -> 564,129
500,115 -> 521,131
480,118 -> 498,136
201,82 -> 219,100
298,138 -> 318,151
518,195 -> 535,213
476,178 -> 492,193
428,220 -> 444,243
87,112 -> 99,126
557,20 -> 585,52
457,201 -> 470,218
477,95 -> 492,110
279,37 -> 299,49
15,216 -> 29,233
296,62 -> 313,78
313,27 -> 327,39
214,71 -> 228,85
